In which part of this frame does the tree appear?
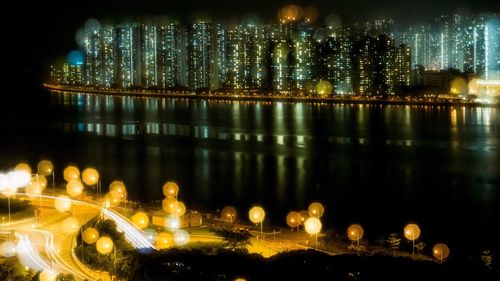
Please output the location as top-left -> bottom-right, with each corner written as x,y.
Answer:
214,228 -> 252,251
386,233 -> 401,257
481,250 -> 493,270
56,273 -> 75,281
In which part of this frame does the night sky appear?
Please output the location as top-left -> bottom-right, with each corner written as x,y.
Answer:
3,0 -> 499,90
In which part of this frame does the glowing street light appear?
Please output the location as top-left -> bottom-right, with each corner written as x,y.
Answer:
1,170 -> 30,224
109,181 -> 127,200
37,160 -> 54,192
82,227 -> 99,244
299,210 -> 309,224
308,202 -> 324,218
221,206 -> 237,223
162,182 -> 179,198
433,243 -> 450,264
82,167 -> 100,197
0,240 -> 17,257
286,211 -> 301,229
15,163 -> 32,174
156,232 -> 172,249
63,166 -> 80,182
347,224 -> 364,255
54,195 -> 72,213
62,217 -> 80,234
404,223 -> 421,255
39,269 -> 57,281
304,217 -> 322,248
96,236 -> 114,255
173,230 -> 189,246
132,211 -> 150,229
162,197 -> 178,214
66,180 -> 84,198
249,206 -> 266,239
172,201 -> 186,217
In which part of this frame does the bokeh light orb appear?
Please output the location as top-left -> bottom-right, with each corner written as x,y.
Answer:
450,77 -> 467,94
433,243 -> 450,261
82,227 -> 99,244
248,206 -> 265,224
67,50 -> 84,66
25,180 -> 42,197
299,210 -> 309,224
62,217 -> 80,234
39,270 -> 57,281
15,163 -> 31,174
221,206 -> 237,223
132,211 -> 150,229
144,228 -> 158,244
316,80 -> 333,95
0,241 -> 17,257
304,217 -> 322,235
31,175 -> 47,190
174,230 -> 190,246
0,173 -> 8,190
286,211 -> 301,228
82,168 -> 99,186
173,201 -> 186,217
37,160 -> 54,176
7,170 -> 31,188
156,232 -> 173,249
63,166 -> 80,182
109,181 -> 126,198
55,195 -> 72,213
96,236 -> 114,254
162,182 -> 179,198
308,202 -> 325,218
162,197 -> 178,213
66,180 -> 84,197
404,224 -> 421,241
347,224 -> 364,241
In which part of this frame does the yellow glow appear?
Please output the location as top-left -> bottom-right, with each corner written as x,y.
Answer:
82,168 -> 99,186
248,206 -> 265,224
286,211 -> 301,228
173,201 -> 186,217
25,180 -> 42,197
96,236 -> 114,254
468,79 -> 479,95
308,202 -> 325,218
162,197 -> 178,213
37,160 -> 54,176
104,193 -> 121,206
450,78 -> 467,94
156,232 -> 173,249
304,217 -> 322,235
54,195 -> 72,213
66,179 -> 84,197
162,181 -> 179,198
277,4 -> 303,22
109,180 -> 127,198
347,224 -> 364,241
132,211 -> 150,229
63,166 -> 80,182
15,163 -> 32,174
299,210 -> 309,224
403,224 -> 421,241
0,241 -> 17,257
82,227 -> 99,244
433,243 -> 450,261
221,206 -> 237,223
62,217 -> 80,234
316,80 -> 333,95
31,175 -> 47,190
173,230 -> 189,246
39,270 -> 57,281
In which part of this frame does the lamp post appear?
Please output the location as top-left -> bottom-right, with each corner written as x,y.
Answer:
249,206 -> 265,240
304,217 -> 322,248
37,160 -> 54,193
347,224 -> 364,256
432,243 -> 450,264
404,223 -> 421,256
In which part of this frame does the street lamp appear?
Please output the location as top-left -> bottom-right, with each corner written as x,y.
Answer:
63,166 -> 80,182
132,211 -> 150,229
304,217 -> 322,248
37,160 -> 54,192
433,243 -> 450,264
308,202 -> 324,218
96,236 -> 116,279
162,182 -> 179,198
249,206 -> 265,240
82,167 -> 100,197
82,227 -> 99,244
173,230 -> 190,246
66,180 -> 84,198
54,195 -> 72,213
221,206 -> 237,223
404,223 -> 421,255
347,224 -> 364,255
2,170 -> 30,224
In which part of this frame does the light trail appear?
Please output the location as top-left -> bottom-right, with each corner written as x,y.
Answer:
15,232 -> 54,273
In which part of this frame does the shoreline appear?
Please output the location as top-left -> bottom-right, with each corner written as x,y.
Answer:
43,83 -> 499,107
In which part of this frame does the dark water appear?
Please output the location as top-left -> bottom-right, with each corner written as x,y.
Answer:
1,91 -> 499,258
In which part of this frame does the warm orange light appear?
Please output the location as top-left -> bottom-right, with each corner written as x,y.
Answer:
109,180 -> 127,198
15,163 -> 32,174
62,217 -> 79,234
156,232 -> 173,249
316,80 -> 333,95
132,211 -> 150,229
248,206 -> 265,224
66,179 -> 84,197
304,217 -> 322,235
82,227 -> 99,244
286,211 -> 301,228
63,166 -> 80,182
433,243 -> 450,261
450,78 -> 467,94
162,181 -> 179,198
82,168 -> 99,186
347,224 -> 364,241
25,180 -> 42,197
299,210 -> 309,224
162,197 -> 178,213
37,160 -> 54,176
404,224 -> 421,241
96,236 -> 114,254
173,230 -> 189,246
172,201 -> 186,217
221,206 -> 237,223
55,195 -> 72,213
308,202 -> 325,218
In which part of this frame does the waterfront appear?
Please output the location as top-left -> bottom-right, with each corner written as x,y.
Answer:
1,90 -> 499,258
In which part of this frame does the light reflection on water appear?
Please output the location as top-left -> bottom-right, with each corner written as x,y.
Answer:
14,91 -> 497,255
